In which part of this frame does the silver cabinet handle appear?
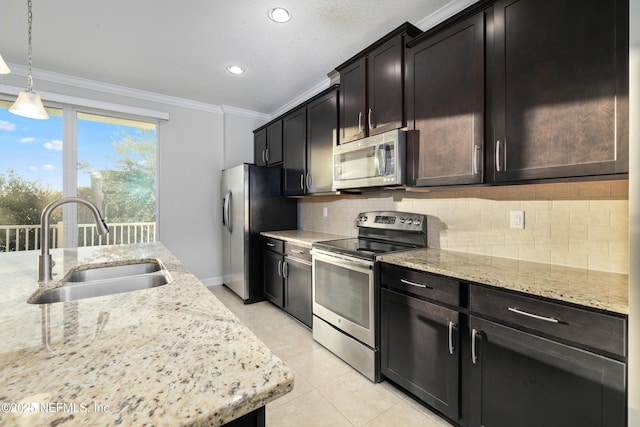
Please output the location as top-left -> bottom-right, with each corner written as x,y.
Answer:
291,249 -> 305,255
507,307 -> 559,323
368,108 -> 373,130
358,112 -> 364,133
283,261 -> 289,278
262,149 -> 266,164
495,140 -> 501,172
306,173 -> 312,190
472,145 -> 479,175
400,278 -> 432,289
277,260 -> 282,277
300,173 -> 305,190
265,148 -> 270,163
266,242 -> 276,247
448,321 -> 456,355
472,328 -> 479,364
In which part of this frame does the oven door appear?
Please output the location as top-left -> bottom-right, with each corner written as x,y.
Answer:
312,249 -> 375,347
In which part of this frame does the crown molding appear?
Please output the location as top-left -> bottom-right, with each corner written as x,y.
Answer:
269,78 -> 331,119
415,0 -> 481,31
221,105 -> 270,121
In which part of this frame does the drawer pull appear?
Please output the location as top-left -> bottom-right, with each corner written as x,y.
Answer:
291,249 -> 305,254
508,307 -> 559,324
471,328 -> 479,364
400,279 -> 432,289
266,242 -> 276,247
277,260 -> 282,277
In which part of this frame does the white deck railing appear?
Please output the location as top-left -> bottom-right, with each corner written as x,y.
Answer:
0,222 -> 156,252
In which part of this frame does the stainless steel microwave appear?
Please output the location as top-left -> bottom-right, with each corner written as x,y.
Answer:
333,129 -> 406,190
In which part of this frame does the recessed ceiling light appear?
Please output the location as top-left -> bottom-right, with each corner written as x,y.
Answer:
227,65 -> 245,75
268,7 -> 291,23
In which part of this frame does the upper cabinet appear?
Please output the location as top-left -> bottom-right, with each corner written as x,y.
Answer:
283,86 -> 339,196
406,11 -> 485,187
337,23 -> 421,144
490,0 -> 628,182
254,120 -> 283,167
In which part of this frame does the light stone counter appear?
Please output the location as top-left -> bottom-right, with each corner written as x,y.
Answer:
260,230 -> 348,248
379,248 -> 628,315
0,242 -> 293,426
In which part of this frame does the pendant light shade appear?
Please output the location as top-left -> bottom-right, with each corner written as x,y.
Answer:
0,53 -> 10,74
9,90 -> 48,119
10,0 -> 49,120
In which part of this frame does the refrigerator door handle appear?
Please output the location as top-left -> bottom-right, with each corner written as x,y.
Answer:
224,191 -> 232,232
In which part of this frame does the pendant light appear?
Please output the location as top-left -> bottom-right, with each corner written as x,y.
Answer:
0,53 -> 9,74
9,0 -> 48,120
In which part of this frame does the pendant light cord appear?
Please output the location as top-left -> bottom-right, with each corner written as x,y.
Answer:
27,0 -> 34,92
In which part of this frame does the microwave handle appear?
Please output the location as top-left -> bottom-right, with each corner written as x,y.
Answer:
379,144 -> 387,176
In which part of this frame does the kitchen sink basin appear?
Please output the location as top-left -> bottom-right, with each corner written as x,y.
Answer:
65,261 -> 162,282
29,260 -> 171,304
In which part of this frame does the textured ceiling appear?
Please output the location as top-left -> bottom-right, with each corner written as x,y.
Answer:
0,0 -> 455,115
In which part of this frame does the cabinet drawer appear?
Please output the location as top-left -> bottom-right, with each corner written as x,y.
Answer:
285,243 -> 312,262
380,263 -> 459,306
263,237 -> 284,253
469,285 -> 626,358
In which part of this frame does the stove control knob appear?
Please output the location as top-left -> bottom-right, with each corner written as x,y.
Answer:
400,217 -> 406,224
363,216 -> 368,222
414,219 -> 421,226
406,218 -> 413,225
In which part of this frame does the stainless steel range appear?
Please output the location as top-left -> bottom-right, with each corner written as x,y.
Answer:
311,211 -> 427,382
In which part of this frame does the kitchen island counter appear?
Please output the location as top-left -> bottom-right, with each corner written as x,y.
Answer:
0,242 -> 293,426
379,248 -> 628,315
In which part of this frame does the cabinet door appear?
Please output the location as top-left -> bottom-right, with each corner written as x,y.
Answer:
492,0 -> 628,181
283,257 -> 312,327
306,88 -> 338,193
339,57 -> 367,144
467,316 -> 626,427
406,11 -> 484,187
254,128 -> 267,167
368,34 -> 404,136
263,250 -> 284,307
283,107 -> 306,196
266,121 -> 283,166
381,288 -> 459,421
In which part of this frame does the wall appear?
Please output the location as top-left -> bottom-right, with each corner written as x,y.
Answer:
222,108 -> 268,169
302,180 -> 629,274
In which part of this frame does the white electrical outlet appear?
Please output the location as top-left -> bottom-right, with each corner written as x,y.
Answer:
322,207 -> 328,218
510,211 -> 525,229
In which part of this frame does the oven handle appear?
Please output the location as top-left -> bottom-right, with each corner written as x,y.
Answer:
311,249 -> 373,272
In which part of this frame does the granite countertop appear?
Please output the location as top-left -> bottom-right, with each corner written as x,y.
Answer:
260,230 -> 349,248
379,248 -> 629,315
0,243 -> 293,426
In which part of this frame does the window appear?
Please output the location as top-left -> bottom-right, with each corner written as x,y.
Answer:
0,99 -> 157,252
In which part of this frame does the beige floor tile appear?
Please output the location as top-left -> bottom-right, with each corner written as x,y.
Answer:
267,389 -> 352,427
286,346 -> 355,387
317,371 -> 403,426
363,400 -> 443,427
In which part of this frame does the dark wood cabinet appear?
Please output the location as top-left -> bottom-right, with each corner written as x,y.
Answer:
254,121 -> 283,167
466,284 -> 627,427
406,11 -> 485,186
283,244 -> 312,327
337,23 -> 420,144
467,315 -> 626,427
263,238 -> 284,306
380,264 -> 461,422
283,107 -> 306,196
490,0 -> 628,182
306,87 -> 338,194
283,86 -> 338,196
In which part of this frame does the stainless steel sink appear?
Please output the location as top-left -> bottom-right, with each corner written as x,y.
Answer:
65,261 -> 162,282
29,260 -> 171,304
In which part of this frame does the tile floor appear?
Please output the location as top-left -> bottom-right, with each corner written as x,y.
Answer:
209,285 -> 453,427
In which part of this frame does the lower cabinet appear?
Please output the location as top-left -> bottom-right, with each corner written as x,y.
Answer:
263,238 -> 312,328
263,238 -> 285,307
467,315 -> 626,427
380,264 -> 461,422
379,263 -> 628,427
283,244 -> 312,327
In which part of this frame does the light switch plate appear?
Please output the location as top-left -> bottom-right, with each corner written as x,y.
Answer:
510,211 -> 525,229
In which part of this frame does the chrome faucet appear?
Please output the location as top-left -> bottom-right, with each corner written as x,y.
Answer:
39,197 -> 109,283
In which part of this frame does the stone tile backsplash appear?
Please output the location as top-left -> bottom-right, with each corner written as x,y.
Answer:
300,180 -> 629,274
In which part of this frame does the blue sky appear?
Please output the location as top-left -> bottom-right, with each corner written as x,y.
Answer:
0,108 -> 151,191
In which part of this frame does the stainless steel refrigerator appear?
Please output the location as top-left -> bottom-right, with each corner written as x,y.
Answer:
221,164 -> 298,303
